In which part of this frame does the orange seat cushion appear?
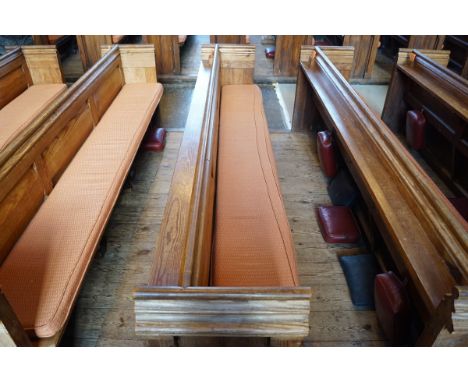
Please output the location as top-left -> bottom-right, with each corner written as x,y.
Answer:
112,35 -> 124,44
212,85 -> 298,287
0,84 -> 67,150
0,83 -> 163,338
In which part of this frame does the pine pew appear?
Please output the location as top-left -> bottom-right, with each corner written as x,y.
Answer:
209,35 -> 250,44
134,44 -> 311,347
76,35 -> 130,70
382,49 -> 467,198
293,47 -> 467,346
318,35 -> 380,79
300,45 -> 355,80
273,35 -> 314,77
0,44 -> 163,346
0,45 -> 66,151
32,35 -> 74,58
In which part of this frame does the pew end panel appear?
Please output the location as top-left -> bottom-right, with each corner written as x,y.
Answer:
134,287 -> 311,342
101,44 -> 157,84
0,47 -> 32,109
300,45 -> 355,81
201,44 -> 255,86
21,45 -> 64,84
293,47 -> 467,345
142,35 -> 181,75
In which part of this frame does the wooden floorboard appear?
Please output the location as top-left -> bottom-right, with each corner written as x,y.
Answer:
64,129 -> 385,346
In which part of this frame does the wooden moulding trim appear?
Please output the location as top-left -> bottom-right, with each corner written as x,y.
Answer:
0,47 -> 23,75
182,45 -> 220,287
134,286 -> 311,338
148,59 -> 213,286
310,47 -> 468,286
201,44 -> 256,68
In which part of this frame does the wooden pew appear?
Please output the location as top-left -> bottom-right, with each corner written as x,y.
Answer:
293,47 -> 467,346
390,35 -> 446,51
382,49 -> 467,198
318,36 -> 380,79
209,35 -> 249,44
134,44 -> 311,346
142,35 -> 181,75
76,35 -> 129,70
0,44 -> 163,346
0,45 -> 66,151
444,36 -> 468,79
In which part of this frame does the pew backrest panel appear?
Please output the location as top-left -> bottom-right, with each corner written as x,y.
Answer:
300,45 -> 355,80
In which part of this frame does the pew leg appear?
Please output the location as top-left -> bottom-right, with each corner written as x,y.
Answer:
270,337 -> 303,347
147,336 -> 176,347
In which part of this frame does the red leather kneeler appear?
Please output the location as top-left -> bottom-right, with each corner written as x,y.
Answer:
142,127 -> 166,152
406,110 -> 426,150
316,205 -> 360,244
317,130 -> 338,178
374,272 -> 410,345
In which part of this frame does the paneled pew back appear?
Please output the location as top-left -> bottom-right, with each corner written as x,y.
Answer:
293,47 -> 468,345
300,45 -> 355,80
134,44 -> 311,346
76,35 -> 129,70
382,49 -> 468,198
0,45 -> 160,346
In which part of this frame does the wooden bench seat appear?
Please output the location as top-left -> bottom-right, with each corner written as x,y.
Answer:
134,45 -> 310,346
0,44 -> 162,346
0,46 -> 65,151
213,84 -> 298,287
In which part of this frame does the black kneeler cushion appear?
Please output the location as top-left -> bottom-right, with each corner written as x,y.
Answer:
339,254 -> 380,310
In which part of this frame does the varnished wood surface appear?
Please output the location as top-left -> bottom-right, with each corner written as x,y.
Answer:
142,36 -> 181,75
62,130 -> 384,346
293,48 -> 467,345
273,35 -> 308,77
301,46 -> 355,80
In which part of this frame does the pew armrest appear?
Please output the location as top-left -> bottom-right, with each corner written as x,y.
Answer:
134,286 -> 311,338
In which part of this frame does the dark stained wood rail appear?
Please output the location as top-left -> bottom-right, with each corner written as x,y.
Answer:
135,45 -> 311,346
292,47 -> 468,346
382,49 -> 468,199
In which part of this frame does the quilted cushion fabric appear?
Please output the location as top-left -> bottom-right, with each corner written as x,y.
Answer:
0,82 -> 163,338
212,84 -> 298,287
0,84 -> 67,150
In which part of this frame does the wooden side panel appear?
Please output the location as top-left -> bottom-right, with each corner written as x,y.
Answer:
134,287 -> 311,338
274,35 -> 307,76
142,36 -> 180,75
201,44 -> 255,86
0,289 -> 32,346
92,63 -> 124,120
0,166 -> 44,263
22,45 -> 64,84
76,35 -> 113,71
397,49 -> 451,67
102,44 -> 157,83
0,49 -> 31,108
300,46 -> 355,80
408,35 -> 446,50
342,35 -> 380,79
210,35 -> 248,44
42,104 -> 95,185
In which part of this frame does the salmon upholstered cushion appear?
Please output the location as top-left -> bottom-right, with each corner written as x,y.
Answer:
0,84 -> 67,150
112,35 -> 124,44
0,83 -> 163,338
178,35 -> 187,45
212,85 -> 299,287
